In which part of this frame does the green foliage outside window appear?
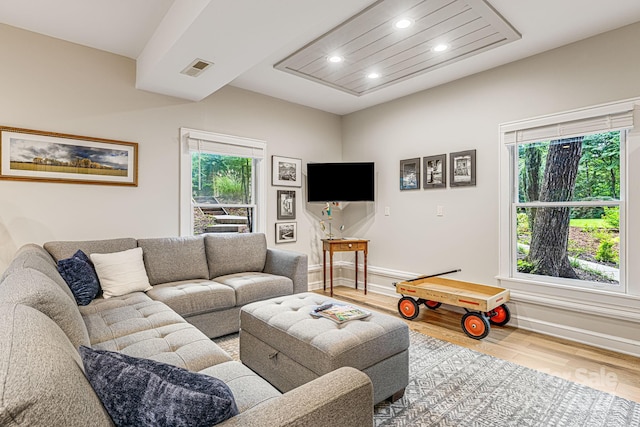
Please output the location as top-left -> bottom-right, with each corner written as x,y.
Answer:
192,153 -> 252,204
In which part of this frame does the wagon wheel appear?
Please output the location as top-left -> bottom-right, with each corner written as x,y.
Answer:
461,312 -> 490,339
398,297 -> 420,320
424,300 -> 442,310
486,304 -> 511,326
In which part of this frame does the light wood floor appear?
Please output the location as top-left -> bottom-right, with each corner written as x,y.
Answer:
314,286 -> 640,403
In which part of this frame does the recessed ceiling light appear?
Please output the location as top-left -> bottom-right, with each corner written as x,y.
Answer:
327,55 -> 344,63
367,72 -> 381,79
432,44 -> 449,52
394,18 -> 413,29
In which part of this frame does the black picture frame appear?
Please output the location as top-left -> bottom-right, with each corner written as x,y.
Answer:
450,149 -> 476,187
277,190 -> 296,220
400,157 -> 420,190
275,222 -> 297,243
423,154 -> 446,189
272,155 -> 301,187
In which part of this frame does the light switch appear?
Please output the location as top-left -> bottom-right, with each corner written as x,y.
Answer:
384,206 -> 390,216
437,205 -> 444,216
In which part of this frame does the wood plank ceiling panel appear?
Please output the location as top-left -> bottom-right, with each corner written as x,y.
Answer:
275,0 -> 520,96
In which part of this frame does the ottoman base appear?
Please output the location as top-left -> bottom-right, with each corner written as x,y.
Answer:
240,330 -> 408,404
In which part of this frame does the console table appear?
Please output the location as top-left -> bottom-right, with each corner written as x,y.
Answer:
322,238 -> 368,297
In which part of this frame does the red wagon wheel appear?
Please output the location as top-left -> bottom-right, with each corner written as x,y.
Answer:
486,304 -> 511,326
461,312 -> 490,339
398,297 -> 420,320
424,300 -> 442,310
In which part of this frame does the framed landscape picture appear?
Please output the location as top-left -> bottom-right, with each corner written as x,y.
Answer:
400,157 -> 420,190
450,149 -> 476,187
275,222 -> 297,243
423,154 -> 446,189
272,155 -> 301,187
0,126 -> 138,186
277,190 -> 296,220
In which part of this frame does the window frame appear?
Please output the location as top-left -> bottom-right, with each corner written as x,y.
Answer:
179,128 -> 266,236
498,99 -> 638,297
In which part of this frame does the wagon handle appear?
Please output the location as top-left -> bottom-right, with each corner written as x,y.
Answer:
393,269 -> 461,287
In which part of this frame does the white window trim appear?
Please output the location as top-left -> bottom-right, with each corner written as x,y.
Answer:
179,128 -> 266,236
497,98 -> 640,321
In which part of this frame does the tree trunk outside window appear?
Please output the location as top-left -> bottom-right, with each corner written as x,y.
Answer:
528,137 -> 583,278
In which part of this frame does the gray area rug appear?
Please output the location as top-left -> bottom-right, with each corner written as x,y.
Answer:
214,330 -> 640,426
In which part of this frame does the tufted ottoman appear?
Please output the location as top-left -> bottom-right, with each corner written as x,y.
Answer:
239,292 -> 409,404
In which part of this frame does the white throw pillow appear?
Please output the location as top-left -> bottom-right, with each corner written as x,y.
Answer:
90,248 -> 152,298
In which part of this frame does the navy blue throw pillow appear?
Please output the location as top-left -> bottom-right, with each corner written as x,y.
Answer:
57,250 -> 100,305
79,346 -> 238,427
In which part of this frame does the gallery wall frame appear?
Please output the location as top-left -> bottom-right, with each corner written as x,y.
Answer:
275,221 -> 297,243
423,154 -> 446,189
272,155 -> 301,187
0,126 -> 138,186
450,149 -> 476,187
277,189 -> 296,220
400,157 -> 421,190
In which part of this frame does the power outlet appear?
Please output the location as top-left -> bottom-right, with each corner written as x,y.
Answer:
437,205 -> 444,216
384,206 -> 391,216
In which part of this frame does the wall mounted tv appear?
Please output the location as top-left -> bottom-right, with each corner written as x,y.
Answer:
307,162 -> 375,202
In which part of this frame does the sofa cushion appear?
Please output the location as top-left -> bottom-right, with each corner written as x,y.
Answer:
82,299 -> 187,345
0,304 -> 113,426
146,279 -> 236,317
215,272 -> 293,306
92,322 -> 233,372
1,244 -> 76,302
57,250 -> 101,305
204,233 -> 267,279
90,248 -> 152,298
79,292 -> 154,315
137,236 -> 210,285
44,237 -> 138,262
199,361 -> 281,413
79,346 -> 238,427
0,268 -> 90,349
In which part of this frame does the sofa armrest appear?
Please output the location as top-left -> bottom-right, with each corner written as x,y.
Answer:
219,367 -> 373,427
264,248 -> 308,294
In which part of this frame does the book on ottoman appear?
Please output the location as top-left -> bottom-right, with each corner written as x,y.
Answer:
311,303 -> 371,323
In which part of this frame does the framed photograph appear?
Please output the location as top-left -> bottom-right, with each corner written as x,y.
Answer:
0,126 -> 138,186
400,157 -> 420,190
275,222 -> 297,243
277,190 -> 296,220
272,155 -> 301,187
423,154 -> 446,189
450,149 -> 476,187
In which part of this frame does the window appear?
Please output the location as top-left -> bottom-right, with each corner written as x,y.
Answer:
500,101 -> 635,292
180,129 -> 266,236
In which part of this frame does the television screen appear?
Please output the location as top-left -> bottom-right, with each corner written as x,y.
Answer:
307,162 -> 375,202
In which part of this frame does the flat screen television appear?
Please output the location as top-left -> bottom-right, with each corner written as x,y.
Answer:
307,162 -> 375,202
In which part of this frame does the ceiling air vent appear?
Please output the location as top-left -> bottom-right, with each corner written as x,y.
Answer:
180,59 -> 213,77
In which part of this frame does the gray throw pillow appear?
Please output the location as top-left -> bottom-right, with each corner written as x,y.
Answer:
79,346 -> 238,427
57,250 -> 100,305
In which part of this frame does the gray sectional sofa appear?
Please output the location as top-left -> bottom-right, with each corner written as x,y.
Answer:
0,233 -> 374,426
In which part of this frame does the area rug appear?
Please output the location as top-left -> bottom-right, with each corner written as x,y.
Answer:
214,331 -> 640,427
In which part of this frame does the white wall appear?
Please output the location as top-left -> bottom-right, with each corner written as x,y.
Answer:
0,24 -> 342,271
341,22 -> 640,355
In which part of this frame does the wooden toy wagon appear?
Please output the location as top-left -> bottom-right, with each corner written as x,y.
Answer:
395,272 -> 511,339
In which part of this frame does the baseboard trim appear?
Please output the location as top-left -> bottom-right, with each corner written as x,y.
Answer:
512,314 -> 640,357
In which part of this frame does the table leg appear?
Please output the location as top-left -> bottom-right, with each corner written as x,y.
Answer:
323,249 -> 326,291
329,250 -> 334,297
355,251 -> 358,290
364,248 -> 368,295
